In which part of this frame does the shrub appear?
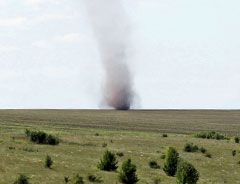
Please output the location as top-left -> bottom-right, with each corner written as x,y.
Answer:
95,133 -> 100,136
193,131 -> 229,140
153,178 -> 161,184
200,147 -> 206,154
205,153 -> 212,158
98,150 -> 118,171
149,160 -> 160,169
87,174 -> 102,183
64,176 -> 70,183
25,129 -> 59,145
118,159 -> 139,184
176,160 -> 199,184
183,143 -> 198,152
73,174 -> 84,184
45,155 -> 53,168
102,143 -> 107,148
9,146 -> 15,150
163,147 -> 179,176
14,174 -> 30,184
162,134 -> 168,138
160,154 -> 166,159
234,137 -> 240,143
232,150 -> 237,156
116,152 -> 124,157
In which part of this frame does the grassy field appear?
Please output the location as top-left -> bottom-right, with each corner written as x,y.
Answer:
0,110 -> 240,183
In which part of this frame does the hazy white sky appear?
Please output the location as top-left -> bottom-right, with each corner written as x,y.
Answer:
0,0 -> 240,109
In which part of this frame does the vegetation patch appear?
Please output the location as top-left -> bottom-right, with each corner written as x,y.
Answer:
25,129 -> 59,145
183,143 -> 198,152
193,131 -> 229,140
149,160 -> 160,169
98,150 -> 118,171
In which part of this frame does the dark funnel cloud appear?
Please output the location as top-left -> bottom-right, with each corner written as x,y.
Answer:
85,0 -> 134,110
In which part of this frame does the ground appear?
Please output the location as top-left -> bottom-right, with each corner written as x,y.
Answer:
0,110 -> 240,183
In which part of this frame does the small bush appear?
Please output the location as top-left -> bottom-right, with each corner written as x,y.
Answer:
183,143 -> 198,152
25,129 -> 59,145
118,159 -> 139,184
45,155 -> 53,168
9,146 -> 15,150
162,134 -> 168,138
237,161 -> 240,165
116,152 -> 124,157
205,153 -> 212,158
163,147 -> 179,176
102,143 -> 107,148
232,150 -> 237,156
193,131 -> 229,140
64,176 -> 70,183
149,160 -> 160,169
14,174 -> 30,184
153,178 -> 161,184
234,137 -> 240,143
98,150 -> 118,171
95,133 -> 100,136
200,147 -> 206,154
176,160 -> 199,184
87,174 -> 102,183
160,154 -> 166,159
73,174 -> 84,184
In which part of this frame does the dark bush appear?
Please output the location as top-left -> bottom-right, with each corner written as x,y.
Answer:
102,143 -> 107,148
45,155 -> 53,168
205,153 -> 212,158
14,174 -> 30,184
118,159 -> 139,184
149,160 -> 160,169
176,160 -> 199,184
232,150 -> 237,156
25,129 -> 59,145
116,152 -> 124,157
64,176 -> 70,183
160,154 -> 166,159
73,174 -> 84,184
98,150 -> 118,171
163,147 -> 179,176
200,147 -> 206,154
193,131 -> 229,140
162,134 -> 168,138
153,178 -> 161,184
87,174 -> 102,183
234,137 -> 240,143
183,143 -> 198,152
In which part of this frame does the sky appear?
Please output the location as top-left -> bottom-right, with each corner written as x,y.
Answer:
0,0 -> 240,109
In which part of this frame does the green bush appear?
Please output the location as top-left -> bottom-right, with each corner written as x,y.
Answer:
183,143 -> 198,152
162,134 -> 168,138
14,174 -> 30,184
193,131 -> 229,140
25,129 -> 59,145
102,143 -> 107,148
45,155 -> 53,168
160,154 -> 166,159
234,136 -> 239,143
200,147 -> 206,154
118,159 -> 139,184
205,153 -> 212,158
232,150 -> 236,156
98,150 -> 118,171
149,160 -> 160,169
64,176 -> 70,183
153,178 -> 161,184
116,152 -> 124,157
163,147 -> 179,176
176,160 -> 199,184
73,174 -> 84,184
87,174 -> 102,183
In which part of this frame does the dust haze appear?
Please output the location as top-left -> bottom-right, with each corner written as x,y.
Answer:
84,0 -> 134,110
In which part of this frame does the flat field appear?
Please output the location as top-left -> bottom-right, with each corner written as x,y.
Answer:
0,110 -> 240,183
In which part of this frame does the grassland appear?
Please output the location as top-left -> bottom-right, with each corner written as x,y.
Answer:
0,110 -> 240,183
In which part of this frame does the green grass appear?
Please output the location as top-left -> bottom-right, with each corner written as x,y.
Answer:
0,110 -> 240,183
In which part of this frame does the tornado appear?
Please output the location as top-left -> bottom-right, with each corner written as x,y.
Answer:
85,0 -> 134,110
